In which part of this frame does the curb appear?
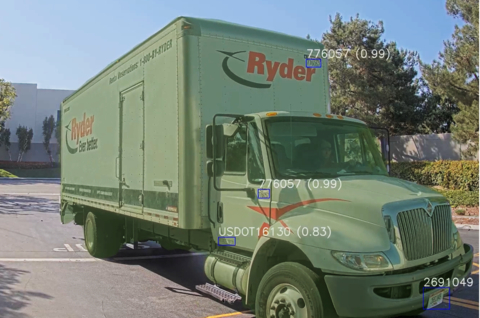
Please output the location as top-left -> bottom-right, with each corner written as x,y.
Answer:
455,224 -> 479,230
0,177 -> 60,180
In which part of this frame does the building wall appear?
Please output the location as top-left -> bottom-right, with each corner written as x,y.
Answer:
391,133 -> 479,162
0,83 -> 75,162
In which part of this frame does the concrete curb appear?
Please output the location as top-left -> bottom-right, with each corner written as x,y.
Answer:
0,177 -> 60,180
455,224 -> 479,230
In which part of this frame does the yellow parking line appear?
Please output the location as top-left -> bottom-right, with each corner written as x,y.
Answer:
474,253 -> 479,257
450,297 -> 479,306
444,300 -> 479,310
204,310 -> 253,318
472,262 -> 480,274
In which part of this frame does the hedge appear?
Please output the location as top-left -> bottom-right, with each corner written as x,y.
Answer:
390,161 -> 478,191
0,161 -> 60,170
430,188 -> 479,207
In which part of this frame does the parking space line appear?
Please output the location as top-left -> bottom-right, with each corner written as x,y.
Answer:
204,310 -> 253,318
64,244 -> 74,252
449,297 -> 479,306
472,262 -> 479,274
444,299 -> 479,310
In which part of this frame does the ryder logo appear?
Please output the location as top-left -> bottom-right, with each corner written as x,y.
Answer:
218,50 -> 317,89
65,113 -> 98,154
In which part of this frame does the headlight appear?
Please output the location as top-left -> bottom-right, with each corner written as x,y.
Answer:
332,251 -> 393,271
452,231 -> 462,250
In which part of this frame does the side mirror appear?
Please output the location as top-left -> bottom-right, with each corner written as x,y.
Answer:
206,124 -> 225,159
207,160 -> 225,177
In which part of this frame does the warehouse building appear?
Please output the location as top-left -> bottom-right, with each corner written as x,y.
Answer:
0,83 -> 75,162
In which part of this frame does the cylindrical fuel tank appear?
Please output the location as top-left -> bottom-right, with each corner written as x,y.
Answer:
204,255 -> 249,295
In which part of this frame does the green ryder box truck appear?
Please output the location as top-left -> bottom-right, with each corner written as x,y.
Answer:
60,17 -> 473,318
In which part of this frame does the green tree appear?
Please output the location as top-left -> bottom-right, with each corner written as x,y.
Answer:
420,0 -> 479,158
55,114 -> 61,163
0,121 -> 12,161
416,79 -> 460,134
42,115 -> 56,163
312,13 -> 423,135
16,125 -> 33,162
0,79 -> 16,126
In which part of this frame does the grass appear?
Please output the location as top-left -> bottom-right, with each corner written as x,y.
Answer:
1,168 -> 60,178
0,169 -> 18,178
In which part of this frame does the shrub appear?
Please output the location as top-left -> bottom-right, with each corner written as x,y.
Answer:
455,209 -> 466,215
391,160 -> 478,191
0,169 -> 17,178
430,188 -> 479,207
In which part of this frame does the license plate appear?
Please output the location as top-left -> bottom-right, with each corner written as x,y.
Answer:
427,289 -> 445,309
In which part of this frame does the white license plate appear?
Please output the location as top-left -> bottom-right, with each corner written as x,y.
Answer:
427,289 -> 446,309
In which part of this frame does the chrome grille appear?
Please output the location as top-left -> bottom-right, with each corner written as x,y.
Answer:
397,205 -> 452,261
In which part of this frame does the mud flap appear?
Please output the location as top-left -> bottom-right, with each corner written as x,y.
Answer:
60,201 -> 75,224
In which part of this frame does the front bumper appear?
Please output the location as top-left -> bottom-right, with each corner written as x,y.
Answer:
324,243 -> 474,318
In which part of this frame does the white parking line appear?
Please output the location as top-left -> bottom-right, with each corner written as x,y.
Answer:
76,244 -> 87,252
64,244 -> 74,252
0,253 -> 206,262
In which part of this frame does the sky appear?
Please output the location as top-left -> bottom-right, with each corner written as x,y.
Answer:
0,0 -> 463,90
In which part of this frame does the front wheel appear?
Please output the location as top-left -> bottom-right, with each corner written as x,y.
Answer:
255,262 -> 327,318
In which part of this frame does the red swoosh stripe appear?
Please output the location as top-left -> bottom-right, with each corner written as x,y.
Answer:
247,198 -> 349,221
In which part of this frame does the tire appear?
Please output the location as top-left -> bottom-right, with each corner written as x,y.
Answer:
255,262 -> 327,318
84,211 -> 122,258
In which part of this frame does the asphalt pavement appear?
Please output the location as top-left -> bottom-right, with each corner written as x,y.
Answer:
0,179 -> 477,318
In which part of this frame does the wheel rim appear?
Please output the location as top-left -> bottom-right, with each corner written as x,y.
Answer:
266,283 -> 308,318
85,218 -> 94,251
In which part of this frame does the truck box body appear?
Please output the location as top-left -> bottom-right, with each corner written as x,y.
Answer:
60,17 -> 328,229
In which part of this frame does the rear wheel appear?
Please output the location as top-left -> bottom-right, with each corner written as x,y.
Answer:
84,211 -> 122,258
255,262 -> 327,318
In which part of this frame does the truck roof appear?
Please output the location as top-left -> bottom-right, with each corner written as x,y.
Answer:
252,111 -> 366,125
63,16 -> 325,104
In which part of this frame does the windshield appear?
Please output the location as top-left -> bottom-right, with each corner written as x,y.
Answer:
264,117 -> 388,179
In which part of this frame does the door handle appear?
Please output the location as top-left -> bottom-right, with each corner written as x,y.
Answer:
217,202 -> 223,223
115,157 -> 120,178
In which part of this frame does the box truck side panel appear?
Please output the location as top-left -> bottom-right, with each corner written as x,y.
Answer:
142,27 -> 180,223
62,24 -> 180,226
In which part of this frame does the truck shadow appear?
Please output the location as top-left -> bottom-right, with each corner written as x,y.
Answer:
106,249 -> 247,314
0,264 -> 53,318
0,195 -> 59,215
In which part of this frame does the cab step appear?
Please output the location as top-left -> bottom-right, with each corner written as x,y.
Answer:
195,283 -> 242,304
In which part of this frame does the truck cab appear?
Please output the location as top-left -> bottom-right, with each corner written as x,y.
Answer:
205,111 -> 474,318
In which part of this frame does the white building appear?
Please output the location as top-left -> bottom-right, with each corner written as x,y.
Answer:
0,83 -> 75,162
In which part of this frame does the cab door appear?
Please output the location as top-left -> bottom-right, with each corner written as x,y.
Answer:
212,120 -> 272,251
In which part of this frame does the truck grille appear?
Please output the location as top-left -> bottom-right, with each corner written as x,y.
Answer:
397,205 -> 452,261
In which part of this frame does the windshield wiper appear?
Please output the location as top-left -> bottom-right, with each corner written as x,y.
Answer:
308,172 -> 339,178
